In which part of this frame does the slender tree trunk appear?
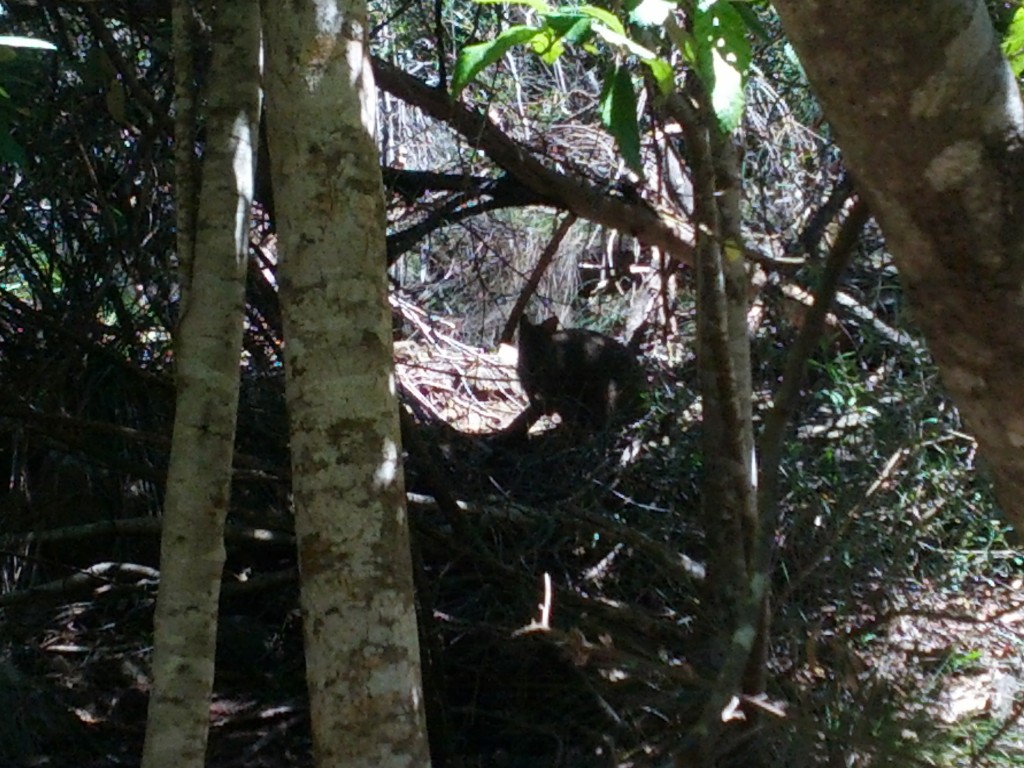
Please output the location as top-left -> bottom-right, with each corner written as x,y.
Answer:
261,2 -> 433,766
141,4 -> 261,767
667,79 -> 761,760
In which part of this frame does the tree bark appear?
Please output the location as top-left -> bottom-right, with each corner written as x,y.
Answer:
772,0 -> 1024,531
141,3 -> 260,767
669,83 -> 761,758
261,2 -> 433,766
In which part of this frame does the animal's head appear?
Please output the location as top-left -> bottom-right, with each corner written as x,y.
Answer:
518,315 -> 559,347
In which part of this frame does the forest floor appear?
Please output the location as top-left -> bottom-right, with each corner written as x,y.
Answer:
2,340 -> 1023,767
3,553 -> 1023,767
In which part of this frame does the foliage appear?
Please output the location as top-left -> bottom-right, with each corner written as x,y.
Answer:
451,1 -> 666,168
1001,4 -> 1024,75
685,0 -> 754,130
451,0 -> 755,168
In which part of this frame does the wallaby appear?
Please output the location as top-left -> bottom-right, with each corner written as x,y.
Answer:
516,315 -> 642,429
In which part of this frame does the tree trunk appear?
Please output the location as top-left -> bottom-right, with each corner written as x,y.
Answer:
141,4 -> 261,767
772,0 -> 1024,531
261,2 -> 433,766
667,79 -> 761,758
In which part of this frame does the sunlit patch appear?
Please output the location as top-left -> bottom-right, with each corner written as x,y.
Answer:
374,438 -> 400,486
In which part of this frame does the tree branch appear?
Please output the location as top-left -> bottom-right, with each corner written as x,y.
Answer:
372,58 -> 695,264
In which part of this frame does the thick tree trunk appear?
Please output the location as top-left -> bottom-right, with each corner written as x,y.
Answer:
141,4 -> 261,767
261,2 -> 433,766
772,0 -> 1024,530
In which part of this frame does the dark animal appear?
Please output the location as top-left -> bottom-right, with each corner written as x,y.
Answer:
516,315 -> 643,429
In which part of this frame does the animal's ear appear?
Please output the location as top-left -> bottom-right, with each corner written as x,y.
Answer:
540,316 -> 559,333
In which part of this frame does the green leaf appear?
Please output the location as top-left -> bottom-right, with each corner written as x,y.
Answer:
1002,6 -> 1024,77
644,57 -> 675,97
693,0 -> 751,131
541,12 -> 593,46
530,28 -> 566,64
599,65 -> 642,171
711,47 -> 744,130
629,0 -> 676,27
0,36 -> 56,51
578,5 -> 626,36
591,22 -> 659,60
452,25 -> 542,96
695,0 -> 751,73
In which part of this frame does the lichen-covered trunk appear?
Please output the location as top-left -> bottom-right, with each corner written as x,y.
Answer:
773,0 -> 1024,531
261,2 -> 432,766
141,4 -> 260,767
